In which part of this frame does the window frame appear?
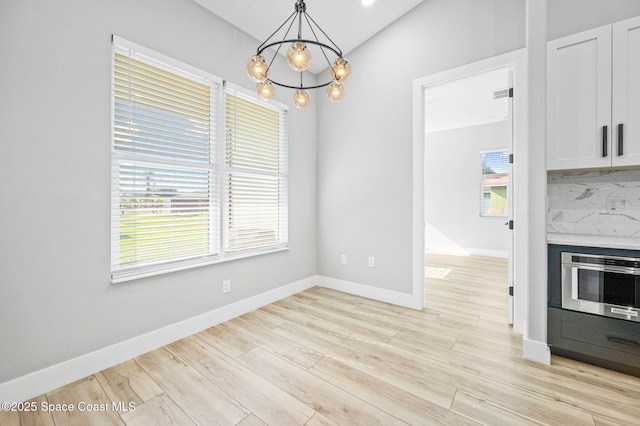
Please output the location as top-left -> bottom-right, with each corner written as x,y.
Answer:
110,37 -> 289,284
479,149 -> 509,218
223,83 -> 289,256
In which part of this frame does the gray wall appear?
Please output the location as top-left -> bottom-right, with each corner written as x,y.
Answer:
425,122 -> 511,257
0,0 -> 317,383
317,0 -> 526,293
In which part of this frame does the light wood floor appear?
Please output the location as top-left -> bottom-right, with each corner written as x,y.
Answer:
3,253 -> 640,425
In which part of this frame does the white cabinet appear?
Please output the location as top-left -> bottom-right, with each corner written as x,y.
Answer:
547,16 -> 640,171
612,16 -> 640,167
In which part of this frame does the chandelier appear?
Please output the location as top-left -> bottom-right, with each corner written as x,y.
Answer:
246,0 -> 352,109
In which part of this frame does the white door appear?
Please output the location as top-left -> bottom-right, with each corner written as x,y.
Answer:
612,16 -> 640,167
547,25 -> 612,170
507,70 -> 515,325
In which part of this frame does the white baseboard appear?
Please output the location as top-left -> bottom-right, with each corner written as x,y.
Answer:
317,276 -> 422,310
523,336 -> 551,365
0,275 -> 317,404
426,246 -> 509,259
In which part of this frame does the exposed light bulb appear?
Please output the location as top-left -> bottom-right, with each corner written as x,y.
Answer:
256,81 -> 276,101
293,89 -> 311,109
286,42 -> 312,72
326,82 -> 345,102
246,55 -> 269,83
329,57 -> 352,83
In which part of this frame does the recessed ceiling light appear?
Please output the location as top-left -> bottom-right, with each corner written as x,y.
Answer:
362,0 -> 375,6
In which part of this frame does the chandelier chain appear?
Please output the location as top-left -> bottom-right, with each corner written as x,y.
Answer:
257,11 -> 296,54
303,13 -> 332,69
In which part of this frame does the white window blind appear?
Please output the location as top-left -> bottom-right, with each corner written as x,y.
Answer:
224,88 -> 288,253
111,40 -> 221,282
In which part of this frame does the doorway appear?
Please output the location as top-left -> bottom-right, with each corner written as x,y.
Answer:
411,50 -> 527,334
424,67 -> 513,323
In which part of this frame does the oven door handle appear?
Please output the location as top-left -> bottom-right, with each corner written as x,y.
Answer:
607,336 -> 640,348
563,263 -> 640,275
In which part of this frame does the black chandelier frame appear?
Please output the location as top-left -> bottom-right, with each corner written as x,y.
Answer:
255,0 -> 344,90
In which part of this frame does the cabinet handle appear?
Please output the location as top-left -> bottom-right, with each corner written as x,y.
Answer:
603,125 -> 608,157
618,123 -> 624,156
607,336 -> 640,348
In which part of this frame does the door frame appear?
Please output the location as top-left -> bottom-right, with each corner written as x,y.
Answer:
411,49 -> 528,334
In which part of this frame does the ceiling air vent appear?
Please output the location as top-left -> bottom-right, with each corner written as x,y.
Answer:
492,88 -> 511,99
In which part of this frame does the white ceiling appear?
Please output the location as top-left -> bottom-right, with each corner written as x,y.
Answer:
193,0 -> 424,74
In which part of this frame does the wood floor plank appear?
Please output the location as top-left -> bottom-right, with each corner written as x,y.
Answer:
274,297 -> 399,341
450,389 -> 546,426
270,321 -> 346,355
47,376 -> 124,425
239,308 -> 287,329
303,287 -> 364,309
17,395 -> 55,426
237,347 -> 409,426
0,409 -> 21,426
120,394 -> 194,426
222,316 -> 324,369
434,315 -> 522,347
390,327 -> 458,350
304,412 -> 340,426
333,333 -> 597,425
276,297 -> 399,342
169,335 -> 316,426
236,413 -> 268,426
322,335 -> 459,410
309,356 -> 478,425
551,355 -> 640,392
261,303 -> 352,340
454,339 -> 640,404
593,415 -> 627,426
135,347 -> 248,425
288,292 -> 321,305
195,323 -> 257,359
94,359 -> 163,413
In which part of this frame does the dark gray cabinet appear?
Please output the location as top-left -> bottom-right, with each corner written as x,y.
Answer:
548,307 -> 640,377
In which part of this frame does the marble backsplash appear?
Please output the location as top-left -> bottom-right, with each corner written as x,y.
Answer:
547,169 -> 640,237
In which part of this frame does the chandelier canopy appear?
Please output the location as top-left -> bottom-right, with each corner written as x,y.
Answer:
246,0 -> 352,109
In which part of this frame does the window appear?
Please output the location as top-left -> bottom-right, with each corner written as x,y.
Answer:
224,86 -> 288,253
111,38 -> 222,282
480,150 -> 509,216
111,38 -> 288,283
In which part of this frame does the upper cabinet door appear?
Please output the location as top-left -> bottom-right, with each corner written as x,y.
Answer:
612,16 -> 640,167
547,25 -> 612,171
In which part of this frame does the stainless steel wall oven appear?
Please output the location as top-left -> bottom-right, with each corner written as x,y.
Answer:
561,252 -> 640,322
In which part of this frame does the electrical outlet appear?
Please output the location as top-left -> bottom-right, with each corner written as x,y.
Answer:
368,256 -> 375,267
222,279 -> 231,294
341,254 -> 347,265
